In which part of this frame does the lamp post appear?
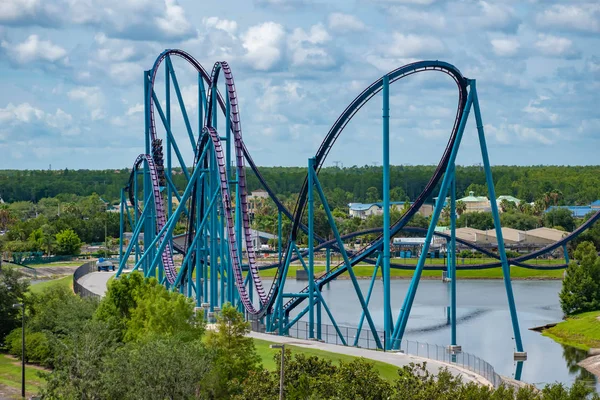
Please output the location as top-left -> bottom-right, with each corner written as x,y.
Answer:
12,303 -> 25,398
270,344 -> 285,400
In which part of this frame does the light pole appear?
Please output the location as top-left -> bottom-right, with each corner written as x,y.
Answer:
12,303 -> 25,399
270,344 -> 285,400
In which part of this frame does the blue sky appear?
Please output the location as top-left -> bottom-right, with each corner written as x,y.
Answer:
0,0 -> 598,169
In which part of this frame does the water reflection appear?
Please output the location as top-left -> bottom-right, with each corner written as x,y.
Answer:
561,345 -> 597,387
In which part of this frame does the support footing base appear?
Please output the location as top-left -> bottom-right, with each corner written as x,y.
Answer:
514,352 -> 527,360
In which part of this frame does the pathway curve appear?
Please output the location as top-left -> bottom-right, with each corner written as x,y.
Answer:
77,271 -> 116,296
249,331 -> 493,387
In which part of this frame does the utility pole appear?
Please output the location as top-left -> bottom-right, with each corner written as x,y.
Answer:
270,344 -> 285,400
12,303 -> 25,398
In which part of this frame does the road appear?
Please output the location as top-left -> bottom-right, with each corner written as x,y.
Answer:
77,271 -> 116,295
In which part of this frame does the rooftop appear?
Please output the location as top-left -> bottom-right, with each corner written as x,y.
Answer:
458,191 -> 488,203
496,195 -> 520,204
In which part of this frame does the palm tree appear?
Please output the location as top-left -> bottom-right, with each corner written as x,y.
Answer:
533,199 -> 546,216
499,199 -> 512,213
550,189 -> 563,206
456,200 -> 467,217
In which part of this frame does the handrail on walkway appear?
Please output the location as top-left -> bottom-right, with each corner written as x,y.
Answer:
252,319 -> 502,387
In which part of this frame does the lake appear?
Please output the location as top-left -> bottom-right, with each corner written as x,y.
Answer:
263,278 -> 596,390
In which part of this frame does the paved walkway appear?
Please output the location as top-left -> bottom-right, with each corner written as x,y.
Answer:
77,271 -> 116,295
249,331 -> 493,387
78,272 -> 495,387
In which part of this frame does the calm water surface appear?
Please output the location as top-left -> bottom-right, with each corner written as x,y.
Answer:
263,278 -> 597,390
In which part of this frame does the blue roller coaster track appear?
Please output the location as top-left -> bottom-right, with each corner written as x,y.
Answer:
117,49 -> 600,361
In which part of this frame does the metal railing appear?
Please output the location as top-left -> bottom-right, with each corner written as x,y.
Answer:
273,320 -> 501,387
73,261 -> 101,299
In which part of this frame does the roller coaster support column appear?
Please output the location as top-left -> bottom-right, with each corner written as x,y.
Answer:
472,80 -> 525,357
119,188 -> 125,264
392,83 -> 474,348
143,70 -> 155,277
326,248 -> 330,289
278,211 -> 282,268
563,244 -> 570,264
308,157 -> 316,339
449,164 -> 457,347
382,74 -> 392,350
162,60 -> 172,284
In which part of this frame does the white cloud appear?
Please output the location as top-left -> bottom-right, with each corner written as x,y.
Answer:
388,33 -> 445,57
476,1 -> 518,31
522,97 -> 559,125
327,13 -> 366,33
376,0 -> 437,4
1,34 -> 67,64
388,7 -> 446,30
126,103 -> 144,116
241,22 -> 285,71
0,0 -> 196,41
0,102 -> 78,135
67,86 -> 104,109
91,109 -> 105,121
536,4 -> 600,33
0,0 -> 58,26
490,38 -> 520,57
108,62 -> 143,85
288,24 -> 336,68
155,0 -> 194,39
486,122 -> 556,145
534,34 -> 580,59
203,17 -> 238,36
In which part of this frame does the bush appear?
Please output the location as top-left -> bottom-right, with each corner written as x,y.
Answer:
5,329 -> 51,366
54,228 -> 82,255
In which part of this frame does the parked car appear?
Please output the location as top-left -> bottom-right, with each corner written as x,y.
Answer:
97,258 -> 115,272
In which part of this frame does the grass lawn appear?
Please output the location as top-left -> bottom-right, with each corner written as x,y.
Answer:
257,263 -> 565,280
28,261 -> 83,268
253,339 -> 399,381
543,311 -> 600,351
0,354 -> 45,396
29,276 -> 72,294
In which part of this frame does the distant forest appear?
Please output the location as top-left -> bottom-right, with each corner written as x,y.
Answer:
1,165 -> 600,206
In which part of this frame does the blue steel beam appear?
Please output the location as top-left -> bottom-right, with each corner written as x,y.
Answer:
392,85 -> 475,345
382,74 -> 391,350
471,81 -> 524,353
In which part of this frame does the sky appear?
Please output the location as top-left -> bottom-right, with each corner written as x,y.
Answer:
0,0 -> 598,170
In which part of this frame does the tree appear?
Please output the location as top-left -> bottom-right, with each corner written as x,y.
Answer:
365,187 -> 380,203
101,336 -> 213,400
42,320 -> 118,400
545,208 -> 575,232
560,242 -> 600,316
124,281 -> 205,343
205,303 -> 261,398
0,267 -> 29,343
456,200 -> 467,217
499,199 -> 516,213
54,228 -> 82,255
500,212 -> 540,231
457,212 -> 494,230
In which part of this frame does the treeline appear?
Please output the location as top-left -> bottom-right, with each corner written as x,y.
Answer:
2,165 -> 600,205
